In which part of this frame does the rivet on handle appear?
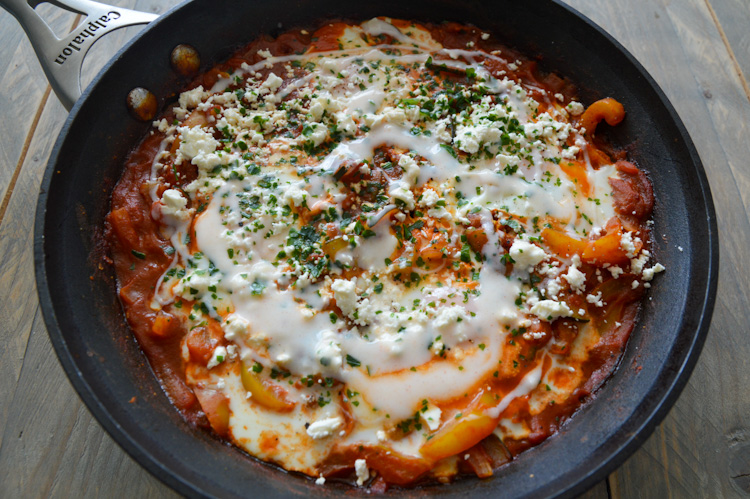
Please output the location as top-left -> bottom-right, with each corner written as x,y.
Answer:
171,44 -> 200,76
126,87 -> 157,122
0,0 -> 158,110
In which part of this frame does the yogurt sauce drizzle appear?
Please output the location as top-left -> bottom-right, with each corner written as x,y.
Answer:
146,17 -> 630,469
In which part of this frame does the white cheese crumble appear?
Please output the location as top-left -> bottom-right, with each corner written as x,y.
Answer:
283,184 -> 308,207
620,231 -> 638,258
160,189 -> 190,222
523,329 -> 546,340
179,86 -> 207,109
207,346 -> 227,369
355,459 -> 369,486
398,154 -> 420,183
563,255 -> 586,294
306,416 -> 343,439
153,118 -> 169,133
177,126 -> 222,171
545,278 -> 562,298
566,101 -> 584,116
631,250 -> 651,275
331,279 -> 358,317
561,146 -> 580,160
389,181 -> 416,210
609,265 -> 624,279
509,239 -> 547,271
261,73 -> 284,92
421,406 -> 442,431
433,306 -> 470,330
586,292 -> 604,308
529,300 -> 574,321
419,188 -> 440,208
642,263 -> 666,281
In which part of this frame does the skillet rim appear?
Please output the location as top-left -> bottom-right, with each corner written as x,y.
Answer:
34,0 -> 719,497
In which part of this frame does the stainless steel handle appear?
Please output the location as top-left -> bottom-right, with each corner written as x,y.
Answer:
0,0 -> 157,110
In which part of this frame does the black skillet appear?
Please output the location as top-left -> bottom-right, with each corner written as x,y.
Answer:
13,0 -> 718,496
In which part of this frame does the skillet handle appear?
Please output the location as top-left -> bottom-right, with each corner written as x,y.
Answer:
0,0 -> 157,110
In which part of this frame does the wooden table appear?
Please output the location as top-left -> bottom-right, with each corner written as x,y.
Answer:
0,1 -> 747,497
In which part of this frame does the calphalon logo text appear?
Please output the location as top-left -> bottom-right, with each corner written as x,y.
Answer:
54,11 -> 121,65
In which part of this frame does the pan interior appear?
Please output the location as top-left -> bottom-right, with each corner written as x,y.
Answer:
35,1 -> 717,497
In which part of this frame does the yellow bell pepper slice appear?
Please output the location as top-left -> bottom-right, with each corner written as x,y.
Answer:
420,392 -> 498,462
240,361 -> 296,412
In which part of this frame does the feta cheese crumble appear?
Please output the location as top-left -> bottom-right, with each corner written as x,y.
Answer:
355,459 -> 369,486
113,17 -> 665,488
306,416 -> 344,439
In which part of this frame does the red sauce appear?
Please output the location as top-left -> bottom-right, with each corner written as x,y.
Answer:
106,19 -> 655,488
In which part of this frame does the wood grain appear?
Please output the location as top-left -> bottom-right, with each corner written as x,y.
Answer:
0,1 -> 180,497
0,308 -> 177,497
564,0 -> 750,497
1,0 -> 748,497
704,0 -> 750,102
0,91 -> 65,452
579,480 -> 610,499
0,5 -> 76,219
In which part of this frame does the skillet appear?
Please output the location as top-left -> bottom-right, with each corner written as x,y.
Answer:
3,0 -> 718,496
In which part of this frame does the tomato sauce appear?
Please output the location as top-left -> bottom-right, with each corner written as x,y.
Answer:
106,18 -> 656,489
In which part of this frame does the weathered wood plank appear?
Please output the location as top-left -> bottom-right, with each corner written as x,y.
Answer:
705,0 -> 750,101
0,90 -> 174,498
0,0 -> 179,496
563,0 -> 750,497
578,480 -> 610,499
0,5 -> 78,215
0,93 -> 67,452
0,309 -> 177,498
